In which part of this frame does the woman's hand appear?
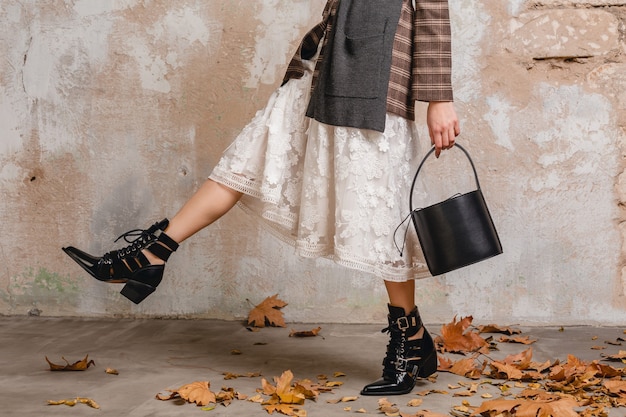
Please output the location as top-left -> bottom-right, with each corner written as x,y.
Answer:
427,101 -> 460,157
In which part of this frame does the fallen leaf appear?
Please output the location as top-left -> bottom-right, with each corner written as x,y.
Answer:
327,396 -> 358,403
436,316 -> 490,354
264,403 -> 306,416
474,396 -> 580,417
407,398 -> 423,406
289,327 -> 322,337
223,371 -> 262,380
45,355 -> 95,371
156,381 -> 216,406
498,335 -> 536,345
378,398 -> 400,416
476,324 -> 522,335
105,367 -> 119,375
48,397 -> 100,409
248,294 -> 288,328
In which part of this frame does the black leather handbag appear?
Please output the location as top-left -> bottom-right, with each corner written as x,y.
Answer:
409,144 -> 502,276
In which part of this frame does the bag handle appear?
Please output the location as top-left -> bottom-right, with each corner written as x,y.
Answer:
409,144 -> 481,213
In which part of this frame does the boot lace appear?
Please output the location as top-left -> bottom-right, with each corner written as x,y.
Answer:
100,228 -> 158,265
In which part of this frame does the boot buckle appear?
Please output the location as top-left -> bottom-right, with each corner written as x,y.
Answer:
395,357 -> 419,375
396,317 -> 410,330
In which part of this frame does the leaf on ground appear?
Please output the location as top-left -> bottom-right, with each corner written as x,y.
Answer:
601,350 -> 626,362
48,397 -> 100,409
105,367 -> 119,375
263,403 -> 306,416
406,398 -> 423,407
498,335 -> 536,345
378,398 -> 400,416
327,396 -> 358,404
438,355 -> 484,379
289,327 -> 322,337
604,379 -> 626,397
45,355 -> 95,371
435,316 -> 490,354
156,381 -> 216,406
474,397 -> 580,417
476,324 -> 522,335
261,370 -> 306,405
400,411 -> 450,417
223,371 -> 262,380
248,294 -> 288,328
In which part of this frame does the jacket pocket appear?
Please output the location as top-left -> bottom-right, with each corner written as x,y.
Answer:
326,27 -> 386,99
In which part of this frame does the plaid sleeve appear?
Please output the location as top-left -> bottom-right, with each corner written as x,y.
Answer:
413,0 -> 454,102
282,1 -> 333,85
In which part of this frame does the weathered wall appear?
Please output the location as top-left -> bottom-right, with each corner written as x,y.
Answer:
1,0 -> 625,325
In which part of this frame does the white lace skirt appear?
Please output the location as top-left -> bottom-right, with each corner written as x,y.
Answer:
209,61 -> 430,282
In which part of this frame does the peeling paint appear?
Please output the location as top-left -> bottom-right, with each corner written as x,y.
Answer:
1,1 -> 625,324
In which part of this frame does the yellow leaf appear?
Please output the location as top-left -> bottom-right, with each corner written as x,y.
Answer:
325,381 -> 343,387
45,355 -> 95,371
247,294 -> 288,328
48,397 -> 99,409
248,394 -> 264,403
407,398 -> 423,406
156,381 -> 216,406
105,367 -> 119,375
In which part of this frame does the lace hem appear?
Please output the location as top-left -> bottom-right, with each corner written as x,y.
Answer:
235,200 -> 431,282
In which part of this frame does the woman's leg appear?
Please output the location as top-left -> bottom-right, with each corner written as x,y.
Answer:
384,280 -> 415,314
63,178 -> 243,304
384,279 -> 424,339
143,179 -> 242,264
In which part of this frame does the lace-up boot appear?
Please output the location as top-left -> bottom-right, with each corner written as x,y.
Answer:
62,219 -> 178,304
360,304 -> 437,395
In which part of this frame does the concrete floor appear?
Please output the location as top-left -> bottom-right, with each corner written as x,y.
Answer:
2,316 -> 626,417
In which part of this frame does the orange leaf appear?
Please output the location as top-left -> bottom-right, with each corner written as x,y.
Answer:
476,324 -> 522,335
498,335 -> 536,344
604,379 -> 626,397
474,397 -> 580,417
437,316 -> 489,354
289,327 -> 322,337
263,403 -> 306,416
156,381 -> 216,406
45,355 -> 95,371
248,294 -> 288,328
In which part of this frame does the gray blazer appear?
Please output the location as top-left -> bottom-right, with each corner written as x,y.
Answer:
306,0 -> 404,132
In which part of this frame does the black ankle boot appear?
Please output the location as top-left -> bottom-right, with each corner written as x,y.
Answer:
360,305 -> 437,396
62,219 -> 179,304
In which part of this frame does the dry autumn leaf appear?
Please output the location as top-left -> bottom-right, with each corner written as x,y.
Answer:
378,398 -> 400,416
402,411 -> 449,417
498,335 -> 536,345
248,294 -> 288,328
48,397 -> 100,409
289,327 -> 322,337
473,396 -> 580,417
156,381 -> 216,406
105,367 -> 119,375
476,324 -> 522,335
223,371 -> 262,380
438,355 -> 484,379
436,316 -> 490,354
45,355 -> 95,371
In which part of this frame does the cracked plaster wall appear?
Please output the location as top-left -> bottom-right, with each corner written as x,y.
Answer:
0,0 -> 625,325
